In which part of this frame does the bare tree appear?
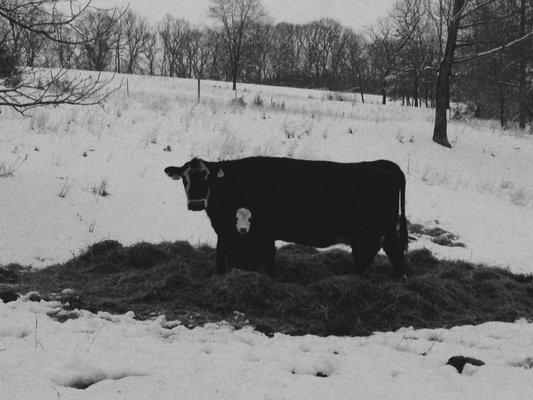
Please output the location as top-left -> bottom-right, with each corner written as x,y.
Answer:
159,15 -> 191,77
368,19 -> 399,104
390,5 -> 438,107
433,0 -> 533,147
0,0 -> 118,112
269,22 -> 302,85
517,0 -> 530,129
309,18 -> 344,88
299,22 -> 321,84
345,29 -> 368,102
368,1 -> 424,105
113,13 -> 125,73
206,28 -> 226,81
209,0 -> 267,91
19,6 -> 47,67
77,9 -> 117,71
45,23 -> 77,69
188,27 -> 213,102
141,26 -> 158,75
122,10 -> 150,74
241,21 -> 271,83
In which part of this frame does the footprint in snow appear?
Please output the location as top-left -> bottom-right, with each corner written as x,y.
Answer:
51,361 -> 147,389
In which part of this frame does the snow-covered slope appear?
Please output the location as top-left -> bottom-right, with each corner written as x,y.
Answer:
1,298 -> 532,400
0,72 -> 532,273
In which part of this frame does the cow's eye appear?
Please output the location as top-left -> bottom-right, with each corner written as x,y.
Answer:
249,218 -> 252,223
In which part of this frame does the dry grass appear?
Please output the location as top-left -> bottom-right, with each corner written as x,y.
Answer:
0,155 -> 28,178
58,179 -> 71,198
3,238 -> 532,337
90,180 -> 110,197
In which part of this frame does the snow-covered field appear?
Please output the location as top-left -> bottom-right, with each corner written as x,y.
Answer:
1,72 -> 532,273
1,297 -> 533,400
1,72 -> 533,399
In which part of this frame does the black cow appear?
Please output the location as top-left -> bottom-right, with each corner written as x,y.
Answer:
164,156 -> 408,277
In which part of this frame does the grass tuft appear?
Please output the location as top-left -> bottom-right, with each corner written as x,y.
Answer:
90,180 -> 110,197
253,93 -> 264,107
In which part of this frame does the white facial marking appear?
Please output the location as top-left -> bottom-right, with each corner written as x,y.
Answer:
197,160 -> 210,176
217,169 -> 224,178
236,207 -> 252,234
182,168 -> 191,196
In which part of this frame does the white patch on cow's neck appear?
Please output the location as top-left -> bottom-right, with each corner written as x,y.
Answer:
236,207 -> 252,234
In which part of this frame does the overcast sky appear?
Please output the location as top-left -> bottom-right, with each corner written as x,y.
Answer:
96,0 -> 395,31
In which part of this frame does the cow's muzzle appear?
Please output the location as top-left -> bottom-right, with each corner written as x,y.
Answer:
188,199 -> 207,211
238,227 -> 249,235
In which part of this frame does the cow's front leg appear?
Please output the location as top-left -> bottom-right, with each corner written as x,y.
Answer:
216,235 -> 229,275
257,239 -> 276,278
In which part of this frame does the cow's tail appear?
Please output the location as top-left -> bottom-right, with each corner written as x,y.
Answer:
399,170 -> 408,252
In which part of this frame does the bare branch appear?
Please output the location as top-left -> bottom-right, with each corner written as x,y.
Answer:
458,12 -> 516,30
0,68 -> 120,113
455,31 -> 533,63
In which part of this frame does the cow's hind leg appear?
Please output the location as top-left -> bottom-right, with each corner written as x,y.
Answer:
383,229 -> 407,278
351,233 -> 382,275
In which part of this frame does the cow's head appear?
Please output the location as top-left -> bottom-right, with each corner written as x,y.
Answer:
236,207 -> 252,235
164,158 -> 224,211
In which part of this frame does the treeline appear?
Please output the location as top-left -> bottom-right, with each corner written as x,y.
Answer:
1,0 -> 531,126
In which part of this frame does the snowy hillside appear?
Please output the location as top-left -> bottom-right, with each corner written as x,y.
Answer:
1,297 -> 533,400
1,72 -> 533,400
1,72 -> 531,273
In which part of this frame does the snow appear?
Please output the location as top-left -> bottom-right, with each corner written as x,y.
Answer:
0,298 -> 532,399
1,73 -> 532,398
1,72 -> 531,273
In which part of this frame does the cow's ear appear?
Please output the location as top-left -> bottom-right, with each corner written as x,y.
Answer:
217,169 -> 224,178
164,166 -> 182,180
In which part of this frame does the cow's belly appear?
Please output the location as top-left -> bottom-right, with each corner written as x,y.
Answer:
274,215 -> 353,247
277,231 -> 351,247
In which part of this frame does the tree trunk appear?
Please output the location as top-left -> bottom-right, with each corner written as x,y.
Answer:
359,75 -> 365,103
382,82 -> 387,105
518,0 -> 527,130
498,83 -> 506,128
197,78 -> 201,103
433,0 -> 465,148
414,74 -> 419,107
433,62 -> 452,147
232,58 -> 238,91
115,40 -> 120,73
